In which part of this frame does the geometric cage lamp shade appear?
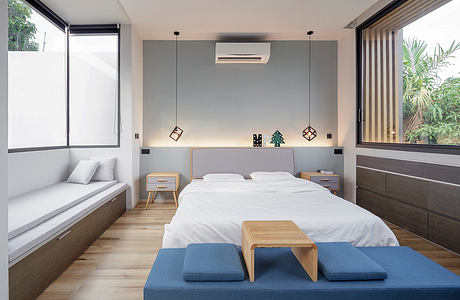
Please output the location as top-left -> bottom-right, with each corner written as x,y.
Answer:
302,125 -> 317,141
169,126 -> 183,141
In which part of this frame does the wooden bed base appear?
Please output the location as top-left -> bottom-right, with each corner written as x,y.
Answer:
8,190 -> 127,300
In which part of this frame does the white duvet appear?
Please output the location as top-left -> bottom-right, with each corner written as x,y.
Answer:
162,179 -> 399,248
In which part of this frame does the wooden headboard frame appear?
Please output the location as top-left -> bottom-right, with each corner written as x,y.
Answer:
190,147 -> 295,180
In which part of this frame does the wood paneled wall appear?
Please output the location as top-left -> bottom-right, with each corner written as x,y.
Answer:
356,156 -> 460,254
361,28 -> 401,143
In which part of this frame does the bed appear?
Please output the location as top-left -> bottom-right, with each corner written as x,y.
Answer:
162,148 -> 398,248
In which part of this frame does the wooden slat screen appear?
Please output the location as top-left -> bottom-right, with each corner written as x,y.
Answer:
360,0 -> 452,143
362,29 -> 400,142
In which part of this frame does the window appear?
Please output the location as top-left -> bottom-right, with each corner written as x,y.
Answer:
69,31 -> 119,146
8,0 -> 67,149
7,0 -> 120,152
357,0 -> 460,154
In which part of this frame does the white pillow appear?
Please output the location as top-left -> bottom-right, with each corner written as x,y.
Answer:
250,171 -> 295,181
203,173 -> 245,182
91,157 -> 116,181
67,160 -> 100,185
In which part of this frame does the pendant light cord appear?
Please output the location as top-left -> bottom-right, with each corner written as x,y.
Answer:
308,33 -> 311,126
175,33 -> 178,127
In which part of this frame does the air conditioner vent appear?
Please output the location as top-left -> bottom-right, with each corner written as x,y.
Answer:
215,43 -> 270,64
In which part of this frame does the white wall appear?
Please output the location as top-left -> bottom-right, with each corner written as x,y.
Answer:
337,30 -> 357,203
8,149 -> 69,198
69,24 -> 143,209
1,0 -> 9,297
131,29 -> 143,207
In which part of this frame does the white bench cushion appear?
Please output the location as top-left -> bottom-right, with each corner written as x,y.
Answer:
8,181 -> 117,239
8,183 -> 127,263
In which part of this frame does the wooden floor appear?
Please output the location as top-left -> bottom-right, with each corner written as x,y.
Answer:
39,202 -> 460,300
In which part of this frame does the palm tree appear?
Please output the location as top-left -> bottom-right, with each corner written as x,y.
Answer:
402,39 -> 460,142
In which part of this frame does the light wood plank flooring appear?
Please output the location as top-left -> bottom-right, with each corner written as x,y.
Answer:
38,202 -> 460,299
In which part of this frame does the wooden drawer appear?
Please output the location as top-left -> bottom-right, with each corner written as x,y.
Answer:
316,181 -> 339,190
386,173 -> 428,209
9,190 -> 126,300
357,188 -> 385,217
147,176 -> 176,184
310,176 -> 339,190
310,176 -> 339,183
356,167 -> 385,195
147,183 -> 176,191
428,212 -> 460,254
385,198 -> 427,238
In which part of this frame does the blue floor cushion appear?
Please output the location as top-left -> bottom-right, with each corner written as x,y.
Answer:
317,242 -> 387,281
183,243 -> 245,281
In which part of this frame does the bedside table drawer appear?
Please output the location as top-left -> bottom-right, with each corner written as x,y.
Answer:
310,176 -> 338,184
147,176 -> 176,184
316,181 -> 339,190
147,183 -> 176,191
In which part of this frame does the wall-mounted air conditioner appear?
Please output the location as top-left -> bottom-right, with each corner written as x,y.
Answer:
215,43 -> 270,64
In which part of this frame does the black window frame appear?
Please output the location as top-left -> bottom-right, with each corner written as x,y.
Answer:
8,0 -> 120,153
356,0 -> 460,155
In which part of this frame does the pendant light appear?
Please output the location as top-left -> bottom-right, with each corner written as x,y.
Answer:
302,30 -> 317,141
169,31 -> 183,141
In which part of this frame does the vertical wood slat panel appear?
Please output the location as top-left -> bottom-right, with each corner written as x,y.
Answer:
382,32 -> 387,143
376,30 -> 381,143
394,31 -> 401,142
365,30 -> 370,141
362,29 -> 399,143
389,31 -> 394,142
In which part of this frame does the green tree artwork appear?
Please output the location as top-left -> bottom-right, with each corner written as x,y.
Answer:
403,38 -> 460,145
270,130 -> 285,147
8,0 -> 39,51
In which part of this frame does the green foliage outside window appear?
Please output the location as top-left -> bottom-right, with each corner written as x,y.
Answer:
403,39 -> 460,145
8,0 -> 39,51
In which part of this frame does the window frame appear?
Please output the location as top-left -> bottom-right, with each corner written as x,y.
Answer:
356,0 -> 460,155
67,24 -> 121,149
7,0 -> 121,153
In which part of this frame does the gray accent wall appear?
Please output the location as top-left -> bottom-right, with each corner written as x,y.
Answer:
143,40 -> 338,147
139,147 -> 344,200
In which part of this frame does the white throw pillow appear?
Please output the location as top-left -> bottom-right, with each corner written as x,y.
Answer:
250,171 -> 295,181
203,173 -> 245,182
67,160 -> 100,185
91,157 -> 116,181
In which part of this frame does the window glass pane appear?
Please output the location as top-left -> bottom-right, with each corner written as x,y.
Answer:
360,0 -> 460,146
69,34 -> 119,146
8,0 -> 66,149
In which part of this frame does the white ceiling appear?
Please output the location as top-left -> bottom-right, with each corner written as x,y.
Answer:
42,0 -> 380,40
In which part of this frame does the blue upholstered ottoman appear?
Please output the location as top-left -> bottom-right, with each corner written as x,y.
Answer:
144,246 -> 460,300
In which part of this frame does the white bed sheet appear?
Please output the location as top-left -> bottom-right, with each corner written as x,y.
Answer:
163,179 -> 399,248
8,183 -> 127,264
8,180 -> 117,239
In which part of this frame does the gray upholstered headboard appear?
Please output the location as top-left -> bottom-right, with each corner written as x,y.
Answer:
191,148 -> 294,179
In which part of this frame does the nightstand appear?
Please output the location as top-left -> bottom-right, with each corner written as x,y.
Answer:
146,172 -> 180,208
300,172 -> 340,195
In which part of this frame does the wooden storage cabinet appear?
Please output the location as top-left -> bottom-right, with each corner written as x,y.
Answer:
356,166 -> 460,254
9,190 -> 126,300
